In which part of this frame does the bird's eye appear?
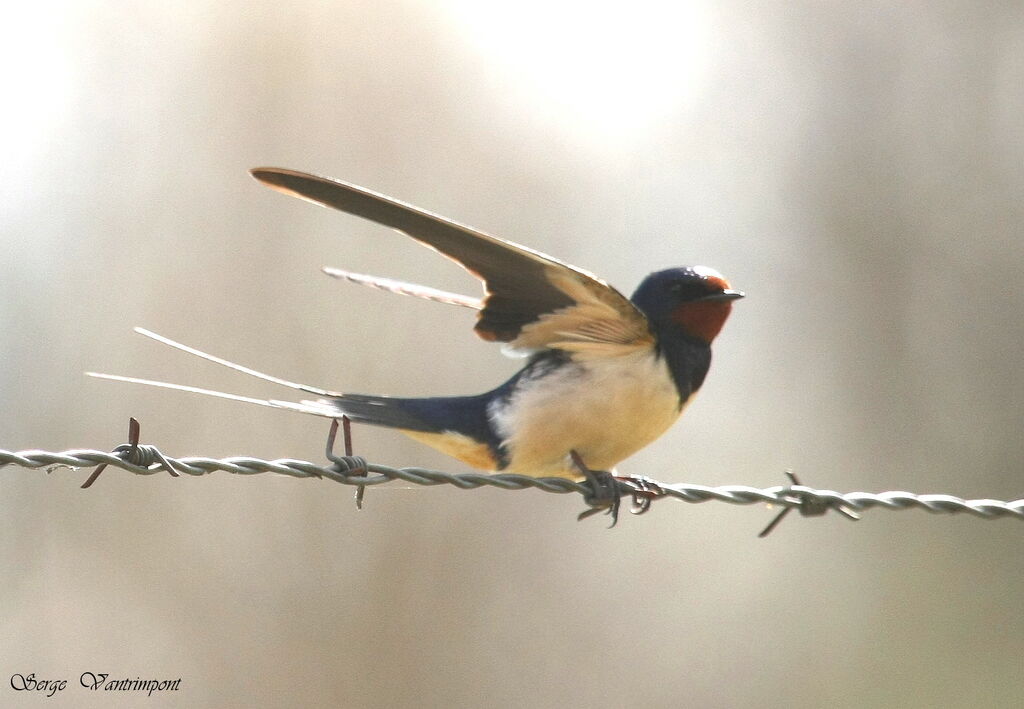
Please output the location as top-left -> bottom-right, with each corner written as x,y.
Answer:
669,280 -> 701,299
668,278 -> 725,302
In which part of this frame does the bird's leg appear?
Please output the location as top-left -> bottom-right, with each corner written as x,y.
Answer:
570,450 -> 622,526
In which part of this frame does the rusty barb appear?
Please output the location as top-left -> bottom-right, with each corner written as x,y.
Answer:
3,418 -> 1023,534
80,417 -> 179,489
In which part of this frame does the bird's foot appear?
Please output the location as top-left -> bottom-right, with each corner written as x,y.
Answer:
570,451 -> 623,526
615,474 -> 666,515
570,451 -> 668,526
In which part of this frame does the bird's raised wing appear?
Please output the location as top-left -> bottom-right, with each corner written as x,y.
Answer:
251,168 -> 653,356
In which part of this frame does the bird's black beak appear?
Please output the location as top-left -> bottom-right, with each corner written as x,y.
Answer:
700,289 -> 745,302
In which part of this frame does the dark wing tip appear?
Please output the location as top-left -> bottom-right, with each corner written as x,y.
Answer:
249,167 -> 346,210
250,167 -> 276,180
250,167 -> 309,187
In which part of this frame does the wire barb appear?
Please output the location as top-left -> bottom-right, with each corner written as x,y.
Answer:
79,418 -> 179,488
324,417 -> 369,509
3,419 -> 1023,532
757,471 -> 861,537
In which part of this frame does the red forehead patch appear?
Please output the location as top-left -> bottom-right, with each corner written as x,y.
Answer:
703,274 -> 731,292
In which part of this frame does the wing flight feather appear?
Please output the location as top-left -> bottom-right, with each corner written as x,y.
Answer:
252,168 -> 652,356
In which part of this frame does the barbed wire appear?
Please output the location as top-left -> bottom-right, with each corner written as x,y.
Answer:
2,419 -> 1022,533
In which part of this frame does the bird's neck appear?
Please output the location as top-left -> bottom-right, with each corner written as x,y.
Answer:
652,322 -> 713,405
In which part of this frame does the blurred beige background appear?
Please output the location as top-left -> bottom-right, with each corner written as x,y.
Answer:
2,1 -> 1022,707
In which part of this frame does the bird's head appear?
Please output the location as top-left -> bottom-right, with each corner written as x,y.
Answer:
630,266 -> 744,343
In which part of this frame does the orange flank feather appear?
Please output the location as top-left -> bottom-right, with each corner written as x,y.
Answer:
399,430 -> 500,471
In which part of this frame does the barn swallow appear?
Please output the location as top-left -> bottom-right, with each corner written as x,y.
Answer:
91,168 -> 743,498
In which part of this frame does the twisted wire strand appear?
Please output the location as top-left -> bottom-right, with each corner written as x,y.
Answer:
2,445 -> 1022,522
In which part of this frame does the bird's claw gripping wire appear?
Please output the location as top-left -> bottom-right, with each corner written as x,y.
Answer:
619,474 -> 667,515
758,470 -> 861,537
80,418 -> 179,488
571,451 -> 667,527
324,417 -> 370,509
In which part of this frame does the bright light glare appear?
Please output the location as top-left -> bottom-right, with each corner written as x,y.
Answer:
444,0 -> 712,143
0,3 -> 73,196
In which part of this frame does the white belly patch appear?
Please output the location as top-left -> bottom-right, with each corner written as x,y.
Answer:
489,350 -> 687,478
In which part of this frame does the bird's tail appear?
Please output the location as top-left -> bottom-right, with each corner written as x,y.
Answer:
90,328 -> 505,471
87,328 -> 437,431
